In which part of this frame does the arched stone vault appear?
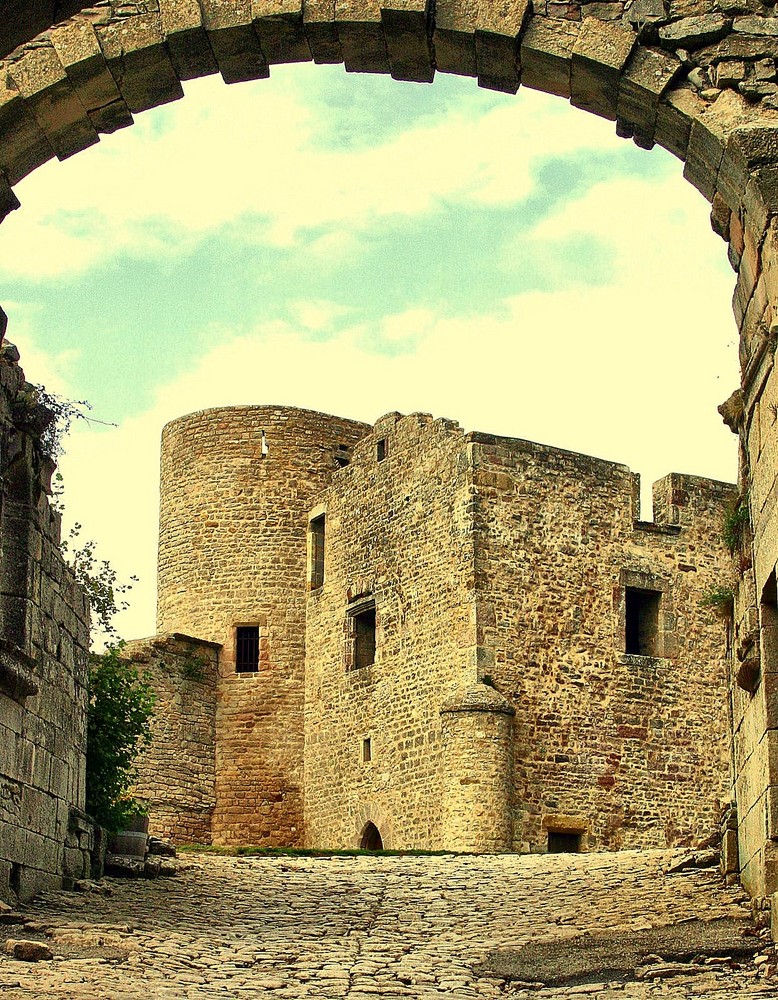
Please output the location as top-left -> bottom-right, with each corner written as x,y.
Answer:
3,0 -> 778,894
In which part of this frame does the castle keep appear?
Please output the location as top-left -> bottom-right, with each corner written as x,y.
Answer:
131,404 -> 735,855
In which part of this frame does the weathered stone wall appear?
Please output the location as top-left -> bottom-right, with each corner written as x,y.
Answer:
125,632 -> 219,844
303,411 -> 733,853
0,341 -> 93,901
157,405 -> 368,846
304,413 -> 477,850
470,433 -> 735,852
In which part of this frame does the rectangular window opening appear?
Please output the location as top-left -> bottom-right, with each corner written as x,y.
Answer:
309,514 -> 325,590
347,597 -> 377,671
362,737 -> 372,763
376,438 -> 387,462
235,626 -> 259,673
547,831 -> 581,854
625,587 -> 661,656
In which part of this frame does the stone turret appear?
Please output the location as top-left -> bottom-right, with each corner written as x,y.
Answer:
439,684 -> 515,853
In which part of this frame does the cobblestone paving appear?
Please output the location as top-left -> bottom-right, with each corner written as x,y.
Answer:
1,849 -> 777,999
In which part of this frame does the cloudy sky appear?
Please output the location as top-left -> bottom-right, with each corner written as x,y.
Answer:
0,64 -> 739,644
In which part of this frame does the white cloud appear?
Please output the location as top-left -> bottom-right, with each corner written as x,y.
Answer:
1,71 -> 652,279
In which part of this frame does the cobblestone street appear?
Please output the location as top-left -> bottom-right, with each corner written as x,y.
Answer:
1,849 -> 777,1000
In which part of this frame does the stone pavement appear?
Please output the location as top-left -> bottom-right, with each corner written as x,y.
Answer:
1,848 -> 777,1000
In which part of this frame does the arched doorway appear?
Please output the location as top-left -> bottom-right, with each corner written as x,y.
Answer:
360,821 -> 383,851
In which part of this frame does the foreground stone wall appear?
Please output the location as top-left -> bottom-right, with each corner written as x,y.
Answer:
470,433 -> 735,852
157,405 -> 368,846
126,633 -> 220,844
0,341 -> 93,901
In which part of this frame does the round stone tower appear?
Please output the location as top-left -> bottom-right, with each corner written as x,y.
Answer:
439,683 -> 515,852
157,405 -> 369,846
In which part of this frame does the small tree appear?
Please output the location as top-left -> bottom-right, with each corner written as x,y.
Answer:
86,645 -> 155,833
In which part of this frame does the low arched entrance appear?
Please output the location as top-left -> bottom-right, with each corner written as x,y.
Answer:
359,821 -> 383,851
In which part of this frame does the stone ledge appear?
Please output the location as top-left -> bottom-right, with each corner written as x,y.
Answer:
0,640 -> 38,701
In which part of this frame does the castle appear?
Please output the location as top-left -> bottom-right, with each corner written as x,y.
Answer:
129,404 -> 736,855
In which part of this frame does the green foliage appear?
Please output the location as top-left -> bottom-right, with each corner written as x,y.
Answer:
86,644 -> 155,833
181,654 -> 208,683
723,494 -> 750,553
30,387 -> 93,460
699,585 -> 735,618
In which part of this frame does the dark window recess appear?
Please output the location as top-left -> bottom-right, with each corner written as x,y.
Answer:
362,737 -> 372,763
335,444 -> 351,468
354,605 -> 376,669
547,831 -> 581,854
625,587 -> 661,656
310,515 -> 325,589
236,626 -> 259,673
376,438 -> 387,462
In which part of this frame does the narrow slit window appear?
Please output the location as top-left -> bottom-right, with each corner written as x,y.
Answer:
376,438 -> 387,462
625,587 -> 661,656
309,514 -> 325,590
362,737 -> 372,763
236,626 -> 259,673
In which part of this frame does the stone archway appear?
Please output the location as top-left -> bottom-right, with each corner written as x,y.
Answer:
2,0 -> 778,897
360,821 -> 384,851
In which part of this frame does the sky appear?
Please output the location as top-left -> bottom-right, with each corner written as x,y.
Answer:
0,63 -> 739,644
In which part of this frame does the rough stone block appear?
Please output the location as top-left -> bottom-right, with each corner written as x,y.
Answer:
433,0 -> 478,77
336,0 -> 391,73
200,0 -> 271,81
654,85 -> 703,162
252,0 -> 313,65
520,17 -> 579,98
380,0 -> 434,83
49,19 -> 133,135
474,0 -> 530,93
684,112 -> 727,202
571,18 -> 635,120
616,46 -> 681,142
658,15 -> 729,49
6,45 -> 99,161
160,0 -> 220,79
96,14 -> 185,112
303,0 -> 344,63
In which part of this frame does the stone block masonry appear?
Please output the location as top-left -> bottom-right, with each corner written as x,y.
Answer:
0,343 -> 93,901
141,404 -> 736,858
126,633 -> 220,845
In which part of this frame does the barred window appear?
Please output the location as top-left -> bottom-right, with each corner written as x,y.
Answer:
235,626 -> 259,673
